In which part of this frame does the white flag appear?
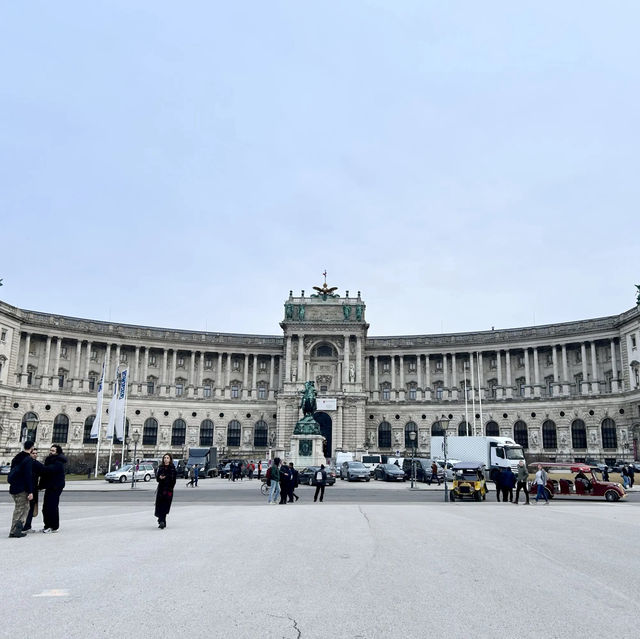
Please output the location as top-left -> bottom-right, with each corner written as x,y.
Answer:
114,368 -> 128,440
106,368 -> 119,440
90,362 -> 106,439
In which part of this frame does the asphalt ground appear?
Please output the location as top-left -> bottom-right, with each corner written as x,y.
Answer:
2,480 -> 639,639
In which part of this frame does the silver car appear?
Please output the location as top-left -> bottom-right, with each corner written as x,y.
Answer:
340,461 -> 371,482
104,463 -> 155,483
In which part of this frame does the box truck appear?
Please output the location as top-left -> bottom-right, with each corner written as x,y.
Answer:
430,436 -> 525,475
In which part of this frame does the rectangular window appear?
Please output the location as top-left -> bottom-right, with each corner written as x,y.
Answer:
90,350 -> 98,361
89,377 -> 96,391
546,354 -> 553,367
435,387 -> 443,399
147,381 -> 155,395
320,385 -> 328,392
517,356 -> 524,368
177,356 -> 185,367
58,374 -> 64,388
120,353 -> 128,363
408,388 -> 417,400
435,360 -> 443,371
175,383 -> 183,397
632,335 -> 637,349
259,360 -> 267,371
258,386 -> 267,399
60,346 -> 68,358
408,361 -> 416,372
382,388 -> 390,400
149,354 -> 157,366
575,351 -> 582,364
232,360 -> 240,371
27,371 -> 33,385
382,361 -> 390,372
204,358 -> 212,369
203,385 -> 212,398
0,329 -> 6,341
489,358 -> 497,370
231,384 -> 240,398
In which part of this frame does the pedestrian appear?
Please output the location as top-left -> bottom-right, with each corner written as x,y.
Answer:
288,462 -> 300,502
247,461 -> 254,480
154,453 -> 177,529
493,468 -> 503,502
627,464 -> 634,488
279,462 -> 291,504
602,466 -> 610,482
7,440 -> 35,538
514,460 -> 530,505
23,447 -> 45,532
313,465 -> 327,502
186,466 -> 195,487
429,461 -> 441,486
267,458 -> 281,504
534,464 -> 549,504
257,461 -> 262,480
193,465 -> 199,487
41,444 -> 67,533
501,467 -> 516,502
621,465 -> 630,489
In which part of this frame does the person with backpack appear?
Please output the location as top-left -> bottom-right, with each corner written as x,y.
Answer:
7,440 -> 35,538
313,464 -> 327,503
267,458 -> 281,504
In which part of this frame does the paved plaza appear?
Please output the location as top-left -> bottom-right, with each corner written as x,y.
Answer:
2,480 -> 640,639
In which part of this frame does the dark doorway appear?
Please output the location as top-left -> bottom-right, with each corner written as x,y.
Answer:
313,412 -> 332,460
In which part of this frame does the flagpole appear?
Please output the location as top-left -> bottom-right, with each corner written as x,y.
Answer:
92,362 -> 106,478
470,353 -> 477,436
464,361 -> 469,436
477,351 -> 484,435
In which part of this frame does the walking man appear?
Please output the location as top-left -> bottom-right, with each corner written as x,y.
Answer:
534,464 -> 549,504
288,462 -> 300,502
8,440 -> 35,538
313,464 -> 327,503
514,460 -> 530,504
267,458 -> 281,504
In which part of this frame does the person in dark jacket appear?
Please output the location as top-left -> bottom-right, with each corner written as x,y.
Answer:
501,467 -> 516,502
23,447 -> 45,532
287,462 -> 300,502
8,440 -> 35,538
313,464 -> 327,503
41,444 -> 67,533
279,463 -> 292,504
492,468 -> 502,502
154,453 -> 177,529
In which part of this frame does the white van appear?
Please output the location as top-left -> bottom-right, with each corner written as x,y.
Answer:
335,452 -> 354,468
361,454 -> 382,476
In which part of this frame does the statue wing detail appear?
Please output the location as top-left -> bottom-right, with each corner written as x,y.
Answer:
313,286 -> 323,292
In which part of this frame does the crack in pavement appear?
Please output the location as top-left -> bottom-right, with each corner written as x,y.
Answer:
267,613 -> 302,638
358,505 -> 372,528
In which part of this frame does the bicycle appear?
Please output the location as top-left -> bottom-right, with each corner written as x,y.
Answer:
260,478 -> 269,496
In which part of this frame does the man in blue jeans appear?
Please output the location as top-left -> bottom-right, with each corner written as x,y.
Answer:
534,464 -> 549,504
267,458 -> 281,504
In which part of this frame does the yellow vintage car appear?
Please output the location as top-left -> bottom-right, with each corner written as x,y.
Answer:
449,462 -> 487,501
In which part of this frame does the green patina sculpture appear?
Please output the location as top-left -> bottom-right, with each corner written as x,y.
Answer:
343,305 -> 352,320
293,415 -> 321,435
298,305 -> 305,320
285,303 -> 294,319
299,439 -> 313,456
355,305 -> 363,321
293,381 -> 321,435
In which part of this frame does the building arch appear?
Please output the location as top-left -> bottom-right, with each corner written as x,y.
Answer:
171,418 -> 186,446
542,420 -> 557,450
458,421 -> 470,436
405,421 -> 418,448
485,421 -> 499,437
143,418 -> 158,446
227,420 -> 241,447
199,419 -> 214,446
571,419 -> 586,449
601,418 -> 617,450
431,421 -> 444,437
53,414 -> 69,444
254,420 -> 268,447
378,421 -> 391,448
513,420 -> 528,449
83,415 -> 96,444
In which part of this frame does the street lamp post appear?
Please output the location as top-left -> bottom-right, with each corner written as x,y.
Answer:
409,430 -> 417,488
24,416 -> 39,442
440,414 -> 451,502
130,430 -> 140,489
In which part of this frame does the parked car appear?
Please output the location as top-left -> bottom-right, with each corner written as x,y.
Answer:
585,458 -> 608,472
340,461 -> 371,481
104,463 -> 155,483
401,458 -> 444,484
298,466 -> 336,486
373,463 -> 406,482
450,462 -> 487,501
433,459 -> 461,481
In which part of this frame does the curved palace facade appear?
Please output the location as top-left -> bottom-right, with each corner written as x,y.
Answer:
1,286 -> 639,465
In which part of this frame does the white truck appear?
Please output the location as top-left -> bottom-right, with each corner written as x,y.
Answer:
430,436 -> 525,475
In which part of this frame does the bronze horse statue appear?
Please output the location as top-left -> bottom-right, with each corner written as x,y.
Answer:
299,381 -> 317,417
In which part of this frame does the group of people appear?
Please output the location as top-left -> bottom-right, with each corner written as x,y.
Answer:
264,458 -> 328,504
492,460 -> 540,505
7,440 -> 67,538
225,460 -> 258,481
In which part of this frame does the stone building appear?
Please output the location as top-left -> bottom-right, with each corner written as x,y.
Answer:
1,284 -> 639,465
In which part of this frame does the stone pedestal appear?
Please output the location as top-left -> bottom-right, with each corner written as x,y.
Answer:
290,434 -> 326,467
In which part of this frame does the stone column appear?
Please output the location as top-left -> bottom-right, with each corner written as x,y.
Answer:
496,351 -> 503,399
114,344 -> 121,376
269,355 -> 275,399
187,350 -> 195,398
170,350 -> 177,397
416,354 -> 422,397
104,344 -> 112,391
470,353 -> 476,403
561,344 -> 569,395
242,353 -> 249,399
505,350 -> 512,399
590,341 -> 599,394
252,353 -> 259,397
364,356 -> 370,392
84,340 -> 93,386
533,347 -> 541,398
451,353 -> 458,400
425,355 -> 432,400
356,336 -> 362,383
143,347 -> 149,394
198,351 -> 204,396
225,353 -> 231,389
373,356 -> 379,401
53,337 -> 62,390
581,343 -> 588,394
442,354 -> 448,399
336,402 -> 344,452
399,355 -> 405,400
21,333 -> 30,386
552,345 -> 560,396
285,336 -> 292,382
611,339 -> 619,392
72,339 -> 82,391
216,352 -> 223,398
42,335 -> 52,388
390,355 -> 396,400
343,335 -> 350,385
477,352 -> 485,400
297,335 -> 304,384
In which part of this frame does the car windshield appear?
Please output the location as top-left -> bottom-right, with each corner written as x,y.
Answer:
349,462 -> 366,469
381,464 -> 399,471
120,465 -> 133,472
505,447 -> 525,460
456,471 -> 479,480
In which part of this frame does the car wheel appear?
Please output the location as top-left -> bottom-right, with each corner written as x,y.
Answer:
366,477 -> 370,482
605,490 -> 619,502
119,475 -> 126,483
474,491 -> 481,501
374,474 -> 378,480
144,474 -> 151,482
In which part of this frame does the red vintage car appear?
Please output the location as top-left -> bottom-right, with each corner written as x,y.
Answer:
528,463 -> 627,502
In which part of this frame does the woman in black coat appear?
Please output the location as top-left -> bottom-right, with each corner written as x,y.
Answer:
23,447 -> 45,532
155,453 -> 177,529
41,444 -> 67,533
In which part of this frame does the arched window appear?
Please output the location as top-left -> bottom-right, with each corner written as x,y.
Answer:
143,418 -> 158,446
314,343 -> 335,357
227,420 -> 241,446
431,421 -> 444,437
458,421 -> 470,436
171,419 -> 186,446
601,418 -> 617,449
378,421 -> 391,448
404,422 -> 418,448
542,420 -> 557,449
514,420 -> 528,449
21,411 -> 39,442
571,419 -> 587,449
485,421 -> 499,437
254,420 -> 268,447
52,414 -> 69,444
114,419 -> 130,445
83,415 -> 96,444
199,419 -> 214,446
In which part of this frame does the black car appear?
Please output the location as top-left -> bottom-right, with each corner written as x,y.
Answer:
401,458 -> 443,484
298,466 -> 336,486
373,463 -> 406,482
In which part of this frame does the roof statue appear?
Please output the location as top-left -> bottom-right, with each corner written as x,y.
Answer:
636,284 -> 640,306
311,269 -> 339,300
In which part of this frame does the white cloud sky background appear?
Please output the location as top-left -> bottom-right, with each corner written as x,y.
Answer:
1,1 -> 638,336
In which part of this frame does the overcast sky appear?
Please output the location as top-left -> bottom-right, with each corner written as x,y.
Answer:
1,1 -> 638,337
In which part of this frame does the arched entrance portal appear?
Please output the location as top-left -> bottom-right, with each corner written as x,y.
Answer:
313,412 -> 332,459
